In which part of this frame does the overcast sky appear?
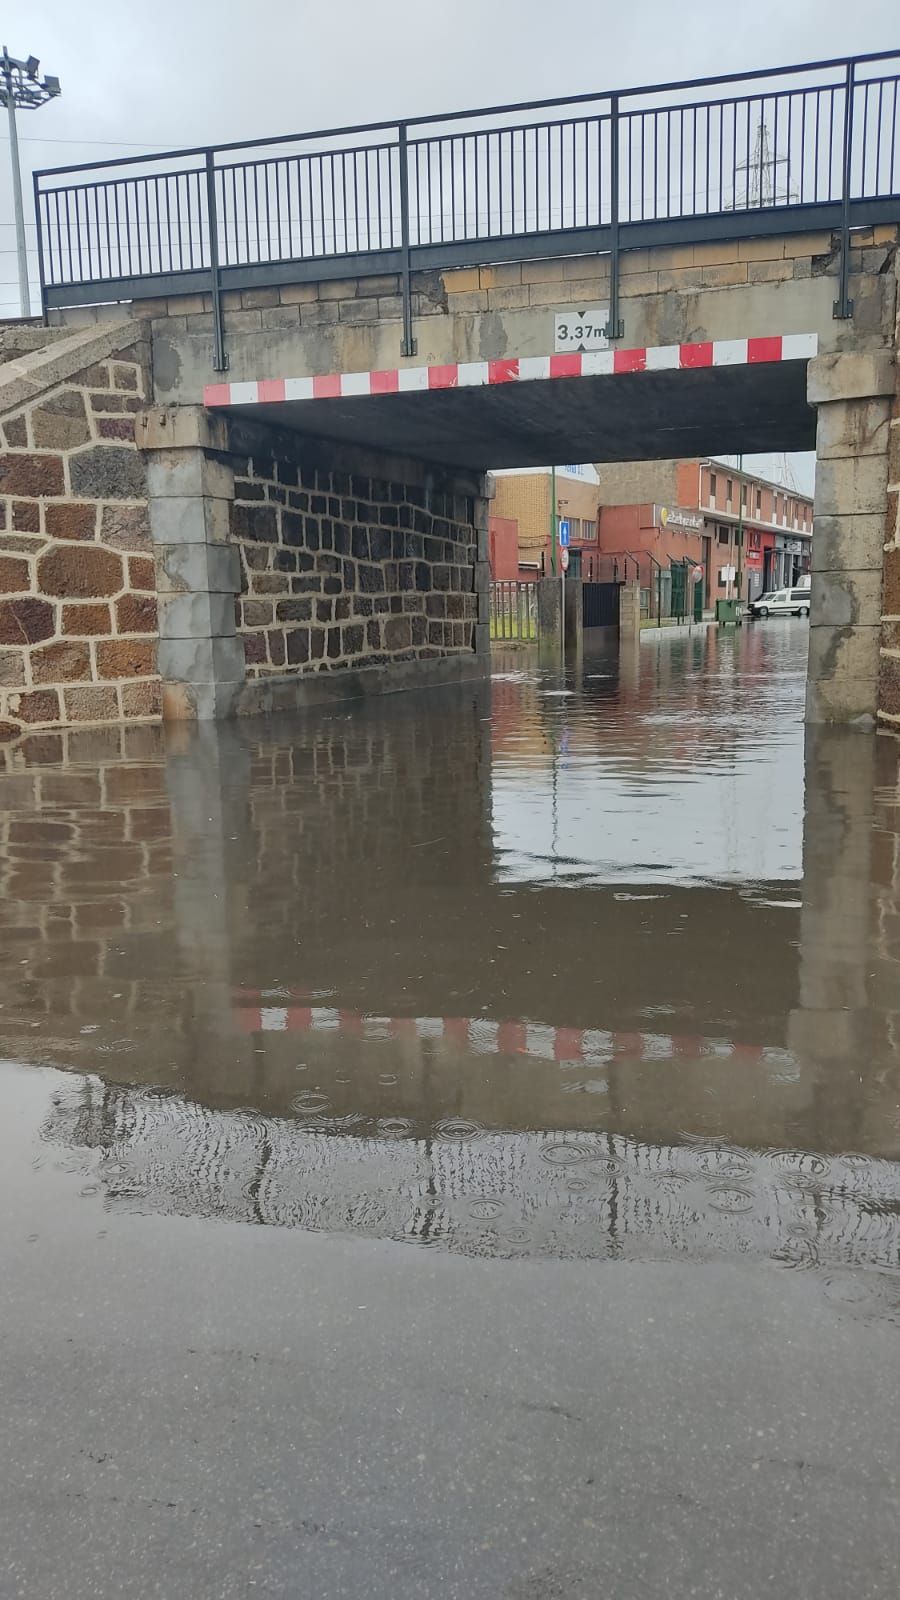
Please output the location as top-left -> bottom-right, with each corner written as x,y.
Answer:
3,0 -> 897,490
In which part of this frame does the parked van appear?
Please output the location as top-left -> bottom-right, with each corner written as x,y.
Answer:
747,587 -> 811,619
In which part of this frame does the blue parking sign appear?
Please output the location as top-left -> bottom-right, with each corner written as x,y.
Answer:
558,519 -> 570,547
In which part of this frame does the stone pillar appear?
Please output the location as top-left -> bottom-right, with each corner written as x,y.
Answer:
537,575 -> 562,663
138,406 -> 245,720
806,350 -> 894,726
563,577 -> 583,662
618,580 -> 641,644
878,319 -> 900,731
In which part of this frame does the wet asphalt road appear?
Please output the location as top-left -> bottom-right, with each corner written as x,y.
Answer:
1,620 -> 899,1598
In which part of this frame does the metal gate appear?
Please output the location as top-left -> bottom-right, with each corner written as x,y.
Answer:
582,581 -> 622,628
670,562 -> 688,621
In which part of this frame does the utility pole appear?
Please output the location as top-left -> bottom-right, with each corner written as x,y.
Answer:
0,47 -> 61,317
736,452 -> 744,605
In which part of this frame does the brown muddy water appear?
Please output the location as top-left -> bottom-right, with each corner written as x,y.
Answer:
1,619 -> 899,1599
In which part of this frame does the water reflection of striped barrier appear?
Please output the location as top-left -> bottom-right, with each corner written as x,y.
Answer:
232,995 -> 784,1069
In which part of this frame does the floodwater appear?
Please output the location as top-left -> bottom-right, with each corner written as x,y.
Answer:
1,619 -> 899,1599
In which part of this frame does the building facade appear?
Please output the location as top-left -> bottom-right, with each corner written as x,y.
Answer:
595,459 -> 813,605
489,459 -> 813,607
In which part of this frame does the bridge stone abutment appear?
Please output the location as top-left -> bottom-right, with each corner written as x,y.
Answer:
806,346 -> 897,726
138,407 -> 490,719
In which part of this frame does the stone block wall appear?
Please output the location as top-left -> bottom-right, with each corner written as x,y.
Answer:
878,256 -> 900,733
0,335 -> 161,740
230,439 -> 479,677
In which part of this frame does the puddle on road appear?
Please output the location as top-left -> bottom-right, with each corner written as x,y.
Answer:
0,621 -> 897,1292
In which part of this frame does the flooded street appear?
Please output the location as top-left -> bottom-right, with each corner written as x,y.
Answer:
2,620 -> 899,1599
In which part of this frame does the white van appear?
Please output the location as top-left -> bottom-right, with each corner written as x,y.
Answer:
747,587 -> 811,619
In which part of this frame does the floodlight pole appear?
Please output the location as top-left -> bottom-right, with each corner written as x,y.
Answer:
0,46 -> 62,318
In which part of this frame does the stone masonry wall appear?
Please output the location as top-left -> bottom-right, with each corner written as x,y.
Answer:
226,425 -> 480,677
0,336 -> 161,740
878,254 -> 900,733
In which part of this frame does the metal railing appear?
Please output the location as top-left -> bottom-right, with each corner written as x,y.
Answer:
34,50 -> 900,365
490,581 -> 539,643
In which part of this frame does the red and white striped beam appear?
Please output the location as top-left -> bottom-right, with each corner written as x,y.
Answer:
204,334 -> 818,408
232,996 -> 781,1067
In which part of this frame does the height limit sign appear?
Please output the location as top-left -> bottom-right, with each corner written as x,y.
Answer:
554,308 -> 610,353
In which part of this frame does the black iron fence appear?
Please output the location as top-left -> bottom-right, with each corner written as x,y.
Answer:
34,50 -> 900,363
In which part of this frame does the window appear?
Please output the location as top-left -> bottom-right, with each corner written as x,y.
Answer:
709,472 -> 717,507
726,477 -> 733,510
756,488 -> 762,515
718,528 -> 729,544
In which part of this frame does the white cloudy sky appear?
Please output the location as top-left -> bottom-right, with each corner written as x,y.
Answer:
4,0 -> 897,490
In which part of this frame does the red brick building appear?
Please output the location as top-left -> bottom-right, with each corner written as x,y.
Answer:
591,459 -> 813,607
488,459 -> 813,607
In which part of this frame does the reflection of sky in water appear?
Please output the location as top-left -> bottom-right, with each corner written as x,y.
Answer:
491,631 -> 806,886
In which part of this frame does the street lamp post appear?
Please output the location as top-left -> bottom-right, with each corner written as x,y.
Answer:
0,47 -> 61,317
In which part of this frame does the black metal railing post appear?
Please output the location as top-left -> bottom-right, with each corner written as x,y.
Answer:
605,95 -> 624,341
205,151 -> 229,371
398,123 -> 417,357
32,171 -> 49,326
833,59 -> 856,319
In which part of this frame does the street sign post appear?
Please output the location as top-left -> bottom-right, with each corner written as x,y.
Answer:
558,519 -> 570,547
560,547 -> 569,572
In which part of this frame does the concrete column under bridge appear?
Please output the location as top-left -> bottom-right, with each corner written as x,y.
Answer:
807,349 -> 897,726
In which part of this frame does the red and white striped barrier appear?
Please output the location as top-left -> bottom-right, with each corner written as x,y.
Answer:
232,996 -> 782,1067
204,334 -> 818,409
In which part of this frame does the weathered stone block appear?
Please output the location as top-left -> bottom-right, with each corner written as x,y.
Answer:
12,500 -> 40,533
0,453 -> 65,498
96,638 -> 156,678
3,414 -> 28,447
69,446 -> 146,500
700,262 -> 748,286
31,641 -> 92,683
807,350 -> 895,405
884,547 -> 900,617
0,597 -> 55,643
45,503 -> 97,542
128,555 -> 156,591
157,633 -> 244,685
879,653 -> 900,718
38,545 -> 123,598
144,449 -> 232,504
807,621 -> 881,688
241,287 -> 280,309
384,615 -> 412,651
95,505 -> 149,552
155,541 -> 239,596
157,590 -> 235,639
120,679 -> 162,718
279,283 -> 318,305
10,688 -> 60,724
0,649 -> 25,686
116,593 -> 158,634
811,568 -> 883,629
113,363 -> 139,392
232,503 -> 277,542
61,602 -> 112,635
31,389 -> 91,450
149,494 -> 231,546
815,397 -> 892,460
97,416 -> 136,442
814,454 -> 889,517
64,684 -> 120,722
811,513 -> 887,574
0,557 -> 29,594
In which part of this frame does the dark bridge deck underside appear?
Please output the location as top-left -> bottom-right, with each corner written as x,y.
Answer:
221,361 -> 815,470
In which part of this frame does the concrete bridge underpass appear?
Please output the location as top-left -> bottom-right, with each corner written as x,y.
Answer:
16,50 -> 900,731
